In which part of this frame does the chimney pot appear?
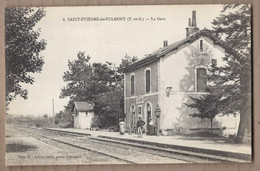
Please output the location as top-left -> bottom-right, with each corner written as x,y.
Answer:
163,40 -> 168,47
188,18 -> 191,27
192,10 -> 197,27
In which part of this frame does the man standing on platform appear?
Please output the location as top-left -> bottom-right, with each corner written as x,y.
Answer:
137,117 -> 145,138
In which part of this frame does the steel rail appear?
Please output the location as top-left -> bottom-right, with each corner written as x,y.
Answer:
15,128 -> 138,164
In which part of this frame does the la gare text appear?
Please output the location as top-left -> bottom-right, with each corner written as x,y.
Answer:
63,17 -> 166,22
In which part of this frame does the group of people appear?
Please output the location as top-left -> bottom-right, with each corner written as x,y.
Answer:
119,117 -> 145,138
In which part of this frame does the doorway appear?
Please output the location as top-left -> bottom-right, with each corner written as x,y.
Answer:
145,102 -> 154,135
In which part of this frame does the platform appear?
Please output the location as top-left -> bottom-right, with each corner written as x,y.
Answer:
47,127 -> 252,161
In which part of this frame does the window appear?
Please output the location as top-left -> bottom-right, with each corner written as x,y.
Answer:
131,105 -> 135,115
145,69 -> 151,93
138,106 -> 142,117
200,40 -> 203,52
131,105 -> 136,126
146,103 -> 151,120
196,68 -> 207,92
212,59 -> 217,67
130,74 -> 135,96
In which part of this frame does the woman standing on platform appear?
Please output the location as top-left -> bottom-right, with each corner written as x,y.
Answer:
119,119 -> 125,135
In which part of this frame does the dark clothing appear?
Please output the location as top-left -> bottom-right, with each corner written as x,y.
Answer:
137,120 -> 145,128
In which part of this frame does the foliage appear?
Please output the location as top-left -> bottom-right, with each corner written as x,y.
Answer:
61,52 -> 137,129
185,94 -> 221,130
210,4 -> 251,139
60,52 -> 117,109
186,4 -> 251,139
5,8 -> 46,104
118,54 -> 138,73
92,88 -> 124,129
54,120 -> 59,125
60,52 -> 93,103
55,110 -> 73,124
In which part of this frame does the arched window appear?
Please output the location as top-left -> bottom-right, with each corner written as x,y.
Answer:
145,69 -> 151,93
197,68 -> 207,92
130,74 -> 135,96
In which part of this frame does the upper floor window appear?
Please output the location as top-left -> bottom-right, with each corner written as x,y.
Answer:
196,68 -> 207,92
131,105 -> 136,115
200,40 -> 203,52
212,59 -> 217,67
130,74 -> 135,96
145,69 -> 151,93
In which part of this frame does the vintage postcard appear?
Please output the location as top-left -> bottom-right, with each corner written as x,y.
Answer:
5,5 -> 252,166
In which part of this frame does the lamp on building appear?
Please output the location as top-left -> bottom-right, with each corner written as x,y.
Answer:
155,105 -> 161,118
165,86 -> 173,97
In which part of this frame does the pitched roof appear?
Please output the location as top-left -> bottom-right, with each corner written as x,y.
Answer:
123,29 -> 242,73
74,102 -> 94,112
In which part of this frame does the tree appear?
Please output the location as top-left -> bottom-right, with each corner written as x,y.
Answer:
61,52 -> 137,130
118,54 -> 138,73
92,89 -> 124,129
91,54 -> 138,129
60,52 -> 116,109
5,8 -> 47,104
60,52 -> 118,128
185,94 -> 221,132
210,4 -> 251,139
60,51 -> 94,106
54,110 -> 74,127
186,5 -> 251,140
43,114 -> 48,119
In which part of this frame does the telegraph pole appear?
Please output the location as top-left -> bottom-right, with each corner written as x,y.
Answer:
52,99 -> 54,125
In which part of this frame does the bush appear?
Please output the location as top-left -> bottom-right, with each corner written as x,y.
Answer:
35,123 -> 41,128
54,120 -> 59,125
60,122 -> 73,128
187,131 -> 220,137
91,116 -> 101,128
108,125 -> 119,132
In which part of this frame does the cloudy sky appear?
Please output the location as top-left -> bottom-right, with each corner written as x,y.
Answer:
8,5 -> 223,116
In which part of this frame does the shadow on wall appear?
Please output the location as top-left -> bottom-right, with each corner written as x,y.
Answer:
174,42 -> 223,136
174,94 -> 222,136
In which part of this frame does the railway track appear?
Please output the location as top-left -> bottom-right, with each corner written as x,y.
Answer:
11,126 -> 250,164
13,126 -> 188,164
43,128 -> 249,163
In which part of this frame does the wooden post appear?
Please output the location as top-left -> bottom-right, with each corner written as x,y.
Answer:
52,99 -> 54,125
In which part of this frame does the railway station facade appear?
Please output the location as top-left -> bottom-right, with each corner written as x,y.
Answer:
123,11 -> 240,136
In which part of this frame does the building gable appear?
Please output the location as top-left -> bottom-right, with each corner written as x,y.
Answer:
123,29 -> 241,74
73,102 -> 94,112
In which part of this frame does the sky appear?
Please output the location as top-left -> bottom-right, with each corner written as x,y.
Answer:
8,5 -> 223,116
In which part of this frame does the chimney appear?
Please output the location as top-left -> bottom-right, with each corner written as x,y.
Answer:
186,10 -> 199,37
163,40 -> 168,47
192,10 -> 197,27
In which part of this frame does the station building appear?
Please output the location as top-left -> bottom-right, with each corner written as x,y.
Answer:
73,102 -> 94,129
123,11 -> 241,136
